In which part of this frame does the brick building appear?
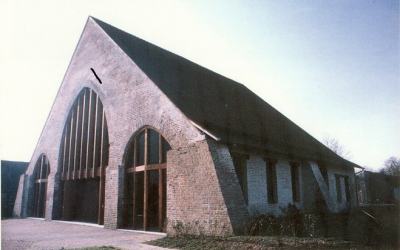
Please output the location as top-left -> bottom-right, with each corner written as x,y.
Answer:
14,17 -> 360,236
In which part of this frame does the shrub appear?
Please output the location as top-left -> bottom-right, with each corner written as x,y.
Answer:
246,214 -> 268,236
266,214 -> 285,246
168,219 -> 230,237
280,203 -> 301,238
303,213 -> 318,238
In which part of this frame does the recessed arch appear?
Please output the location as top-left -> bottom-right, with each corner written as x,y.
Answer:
122,126 -> 172,166
55,87 -> 109,224
30,154 -> 50,218
121,126 -> 171,232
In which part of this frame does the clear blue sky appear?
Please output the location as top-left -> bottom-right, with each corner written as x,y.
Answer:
0,0 -> 398,170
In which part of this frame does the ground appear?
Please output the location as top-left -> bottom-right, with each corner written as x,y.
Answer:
1,218 -> 166,250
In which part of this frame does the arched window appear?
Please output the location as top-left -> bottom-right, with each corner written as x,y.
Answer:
31,154 -> 50,218
59,88 -> 108,180
56,88 -> 109,224
122,127 -> 171,232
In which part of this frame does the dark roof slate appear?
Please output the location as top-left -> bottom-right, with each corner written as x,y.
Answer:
92,17 -> 351,163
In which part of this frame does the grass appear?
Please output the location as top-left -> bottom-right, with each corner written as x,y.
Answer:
144,235 -> 373,249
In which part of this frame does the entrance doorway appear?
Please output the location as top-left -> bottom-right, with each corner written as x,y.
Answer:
122,127 -> 171,232
30,154 -> 50,218
54,88 -> 108,224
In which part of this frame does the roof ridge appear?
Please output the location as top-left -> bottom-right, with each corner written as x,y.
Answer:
91,17 -> 243,88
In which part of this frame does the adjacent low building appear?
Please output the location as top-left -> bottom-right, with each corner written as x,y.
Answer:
14,17 -> 361,236
1,160 -> 29,218
357,170 -> 399,205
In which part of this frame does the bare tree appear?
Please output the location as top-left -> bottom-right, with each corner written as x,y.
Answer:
322,134 -> 351,160
379,157 -> 400,176
362,166 -> 376,172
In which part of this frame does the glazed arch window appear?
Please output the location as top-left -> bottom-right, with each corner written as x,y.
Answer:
123,127 -> 171,232
59,88 -> 109,181
31,154 -> 50,218
125,128 -> 171,170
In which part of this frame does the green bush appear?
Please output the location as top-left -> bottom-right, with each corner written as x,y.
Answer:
280,203 -> 301,238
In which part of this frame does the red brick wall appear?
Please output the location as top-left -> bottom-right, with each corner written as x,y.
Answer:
167,140 -> 249,236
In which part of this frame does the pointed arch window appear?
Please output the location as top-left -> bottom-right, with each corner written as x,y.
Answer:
59,88 -> 109,181
56,88 -> 109,224
123,127 -> 171,232
31,154 -> 50,218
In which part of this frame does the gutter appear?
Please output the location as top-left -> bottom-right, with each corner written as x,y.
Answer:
189,120 -> 221,141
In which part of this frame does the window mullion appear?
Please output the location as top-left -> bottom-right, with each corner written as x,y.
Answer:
144,129 -> 148,167
159,134 -> 162,164
134,134 -> 138,167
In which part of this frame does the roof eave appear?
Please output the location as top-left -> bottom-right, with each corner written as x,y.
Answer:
189,120 -> 221,142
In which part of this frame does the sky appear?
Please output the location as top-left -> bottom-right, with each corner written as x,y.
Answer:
0,0 -> 398,170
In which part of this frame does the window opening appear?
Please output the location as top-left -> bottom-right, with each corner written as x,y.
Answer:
266,159 -> 278,204
31,154 -> 50,218
290,162 -> 300,202
344,177 -> 350,202
56,88 -> 109,224
335,174 -> 350,203
123,127 -> 171,232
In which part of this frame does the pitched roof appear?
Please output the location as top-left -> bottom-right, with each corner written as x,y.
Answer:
92,17 -> 354,164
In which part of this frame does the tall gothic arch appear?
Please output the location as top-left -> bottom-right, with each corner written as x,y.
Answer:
30,154 -> 50,218
121,127 -> 171,232
55,88 -> 109,224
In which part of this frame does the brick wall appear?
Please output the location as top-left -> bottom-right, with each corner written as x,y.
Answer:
301,162 -> 320,212
246,156 -> 357,217
167,140 -> 249,236
303,161 -> 357,213
207,141 -> 250,234
247,156 -> 267,214
326,163 -> 357,212
13,174 -> 27,217
247,156 -> 303,216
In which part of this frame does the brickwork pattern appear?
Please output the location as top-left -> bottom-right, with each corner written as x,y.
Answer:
300,162 -> 320,212
207,141 -> 250,234
247,156 -> 267,215
276,160 -> 294,206
326,163 -> 358,212
246,157 -> 303,216
167,140 -> 236,236
166,140 -> 252,235
303,161 -> 357,213
12,174 -> 27,217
